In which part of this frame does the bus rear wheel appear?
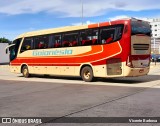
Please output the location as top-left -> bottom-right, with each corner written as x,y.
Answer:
22,66 -> 30,78
81,66 -> 94,82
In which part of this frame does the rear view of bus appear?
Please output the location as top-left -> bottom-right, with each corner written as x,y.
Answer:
124,18 -> 151,77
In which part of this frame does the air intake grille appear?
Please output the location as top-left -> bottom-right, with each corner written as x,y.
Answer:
133,44 -> 149,50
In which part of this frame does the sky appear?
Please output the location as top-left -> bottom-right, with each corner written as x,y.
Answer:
0,0 -> 160,40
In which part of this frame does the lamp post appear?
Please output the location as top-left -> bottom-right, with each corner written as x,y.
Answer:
153,37 -> 157,65
81,0 -> 83,25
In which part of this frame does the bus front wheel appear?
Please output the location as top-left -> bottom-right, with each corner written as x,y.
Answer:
81,66 -> 94,82
22,66 -> 30,78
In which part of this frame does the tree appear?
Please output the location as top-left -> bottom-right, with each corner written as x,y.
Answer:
0,37 -> 10,43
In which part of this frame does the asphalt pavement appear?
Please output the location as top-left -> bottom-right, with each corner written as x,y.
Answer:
0,63 -> 160,126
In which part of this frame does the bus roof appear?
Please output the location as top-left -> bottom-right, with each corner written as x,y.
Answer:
16,25 -> 88,39
15,18 -> 132,40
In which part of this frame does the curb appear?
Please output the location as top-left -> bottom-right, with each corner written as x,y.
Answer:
0,65 -> 9,68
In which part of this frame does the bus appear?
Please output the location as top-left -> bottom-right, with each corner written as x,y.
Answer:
6,18 -> 151,82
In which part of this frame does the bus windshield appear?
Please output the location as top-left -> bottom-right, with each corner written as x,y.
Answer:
131,21 -> 151,36
10,39 -> 21,61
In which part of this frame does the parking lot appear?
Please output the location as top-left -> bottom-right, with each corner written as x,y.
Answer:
0,63 -> 160,126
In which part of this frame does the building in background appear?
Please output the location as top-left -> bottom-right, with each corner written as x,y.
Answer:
147,18 -> 160,54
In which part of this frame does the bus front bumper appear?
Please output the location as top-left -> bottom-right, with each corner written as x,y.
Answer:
10,66 -> 21,74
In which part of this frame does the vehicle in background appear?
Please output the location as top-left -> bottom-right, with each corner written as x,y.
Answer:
151,54 -> 160,62
0,43 -> 9,64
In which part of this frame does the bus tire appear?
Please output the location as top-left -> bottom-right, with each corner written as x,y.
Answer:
22,66 -> 30,78
81,66 -> 94,82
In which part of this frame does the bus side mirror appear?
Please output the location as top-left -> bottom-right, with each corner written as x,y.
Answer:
5,43 -> 15,54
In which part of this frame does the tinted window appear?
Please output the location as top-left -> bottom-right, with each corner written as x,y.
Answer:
131,21 -> 151,36
100,24 -> 124,44
62,32 -> 79,47
53,34 -> 62,48
80,29 -> 98,46
10,38 -> 22,61
20,38 -> 33,53
34,36 -> 49,49
48,35 -> 55,48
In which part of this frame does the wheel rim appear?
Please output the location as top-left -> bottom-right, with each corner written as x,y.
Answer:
83,70 -> 91,80
23,68 -> 28,77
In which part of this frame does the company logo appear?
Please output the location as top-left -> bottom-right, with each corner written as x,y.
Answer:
1,118 -> 42,124
33,49 -> 73,56
2,118 -> 11,123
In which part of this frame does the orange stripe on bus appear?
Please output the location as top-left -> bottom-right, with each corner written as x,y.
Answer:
99,22 -> 110,27
88,23 -> 98,29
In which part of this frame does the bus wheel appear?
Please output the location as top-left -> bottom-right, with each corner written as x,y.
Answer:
81,66 -> 94,82
22,66 -> 30,78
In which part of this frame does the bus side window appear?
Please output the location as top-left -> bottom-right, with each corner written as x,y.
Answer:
100,24 -> 124,44
20,38 -> 33,53
48,35 -> 55,48
80,30 -> 87,46
63,32 -> 79,47
114,25 -> 124,41
100,27 -> 115,44
54,35 -> 62,48
80,29 -> 98,46
34,37 -> 40,49
34,36 -> 49,49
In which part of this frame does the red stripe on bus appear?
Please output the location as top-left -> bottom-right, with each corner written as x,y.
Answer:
130,55 -> 150,60
11,64 -> 81,66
